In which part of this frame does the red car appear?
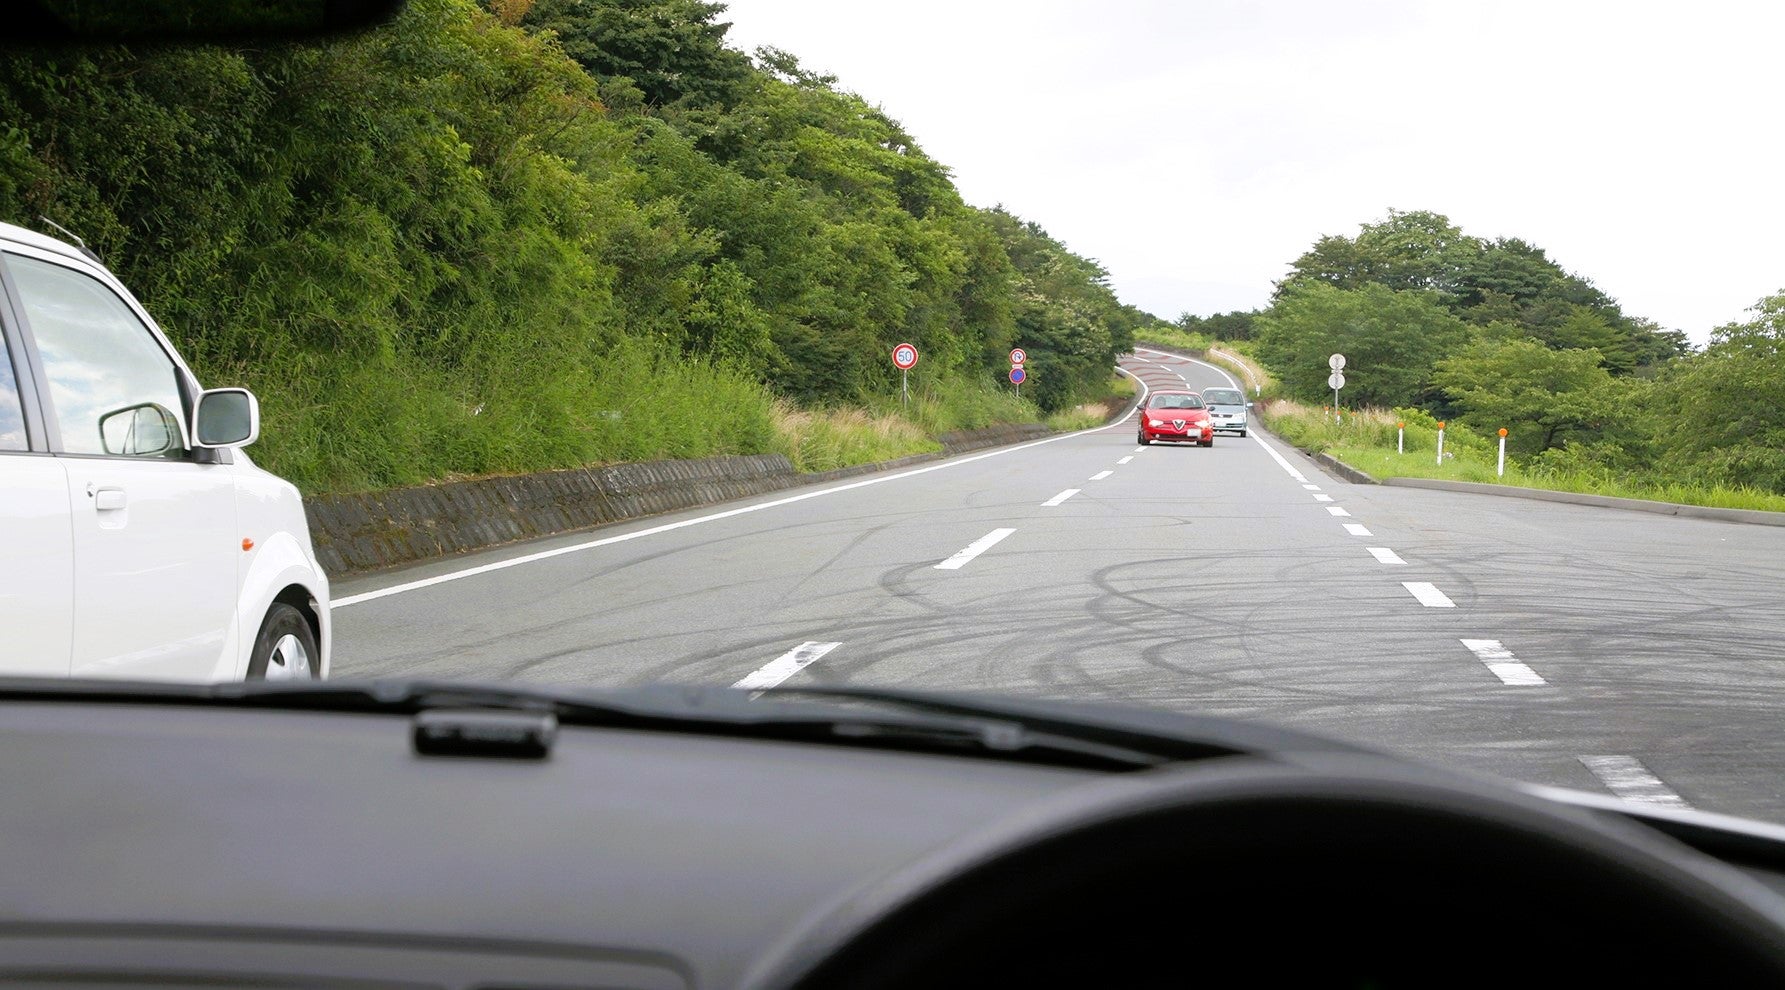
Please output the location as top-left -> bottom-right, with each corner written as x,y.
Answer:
1137,391 -> 1214,446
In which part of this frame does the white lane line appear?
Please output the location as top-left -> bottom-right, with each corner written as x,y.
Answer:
1402,581 -> 1456,608
1132,446 -> 1145,453
1089,470 -> 1113,481
1366,547 -> 1406,564
935,527 -> 1018,570
1249,433 -> 1310,483
1041,489 -> 1081,507
1343,523 -> 1373,536
1313,493 -> 1334,502
732,641 -> 842,691
333,372 -> 1155,608
1579,755 -> 1691,809
1303,484 -> 1321,491
1459,639 -> 1545,686
1118,456 -> 1133,464
1326,506 -> 1351,517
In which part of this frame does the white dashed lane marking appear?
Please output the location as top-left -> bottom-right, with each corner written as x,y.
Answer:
1460,639 -> 1545,686
1579,756 -> 1691,809
1041,489 -> 1080,507
1366,547 -> 1406,564
1313,494 -> 1334,502
733,641 -> 842,691
1118,456 -> 1133,464
1089,470 -> 1113,481
1402,582 -> 1456,608
1326,506 -> 1351,517
935,528 -> 1017,570
1343,523 -> 1373,536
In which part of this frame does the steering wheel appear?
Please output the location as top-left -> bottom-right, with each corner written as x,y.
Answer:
743,757 -> 1785,987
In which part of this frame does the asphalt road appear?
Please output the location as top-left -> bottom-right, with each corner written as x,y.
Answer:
332,349 -> 1785,823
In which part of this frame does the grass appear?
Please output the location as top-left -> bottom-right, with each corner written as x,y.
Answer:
1260,399 -> 1785,514
768,402 -> 940,473
1047,372 -> 1137,431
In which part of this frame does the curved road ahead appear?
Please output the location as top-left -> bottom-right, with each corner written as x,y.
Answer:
333,349 -> 1785,823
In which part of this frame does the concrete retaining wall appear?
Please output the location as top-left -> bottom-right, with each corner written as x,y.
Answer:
304,422 -> 1053,577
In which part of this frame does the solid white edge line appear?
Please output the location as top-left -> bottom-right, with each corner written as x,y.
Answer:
934,527 -> 1018,570
1247,432 -> 1309,484
1365,547 -> 1406,565
1042,488 -> 1081,507
1343,523 -> 1373,536
1459,638 -> 1546,686
1403,581 -> 1456,608
1089,470 -> 1113,481
732,641 -> 842,691
336,373 -> 1153,608
1579,755 -> 1691,809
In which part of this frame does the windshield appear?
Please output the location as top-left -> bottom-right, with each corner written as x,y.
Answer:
3,0 -> 1784,827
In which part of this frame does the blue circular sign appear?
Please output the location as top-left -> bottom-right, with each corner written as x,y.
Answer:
1009,366 -> 1026,384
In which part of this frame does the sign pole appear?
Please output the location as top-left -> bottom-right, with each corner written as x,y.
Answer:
901,368 -> 908,408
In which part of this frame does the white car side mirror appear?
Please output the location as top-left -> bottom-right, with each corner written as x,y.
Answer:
194,388 -> 260,448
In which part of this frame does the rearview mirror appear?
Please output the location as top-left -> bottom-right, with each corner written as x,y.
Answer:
194,388 -> 260,448
98,402 -> 183,456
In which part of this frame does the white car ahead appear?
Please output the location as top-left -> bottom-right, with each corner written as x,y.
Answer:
0,221 -> 329,681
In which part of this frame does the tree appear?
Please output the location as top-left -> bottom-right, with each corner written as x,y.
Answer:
1648,292 -> 1785,492
1256,283 -> 1469,407
1278,209 -> 1479,299
522,0 -> 752,109
1432,339 -> 1615,453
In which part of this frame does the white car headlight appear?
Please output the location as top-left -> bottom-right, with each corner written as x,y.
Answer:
1149,419 -> 1163,427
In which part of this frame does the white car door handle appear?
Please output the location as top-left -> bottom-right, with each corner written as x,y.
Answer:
92,487 -> 127,511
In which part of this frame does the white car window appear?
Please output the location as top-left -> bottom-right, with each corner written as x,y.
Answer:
0,331 -> 25,451
7,253 -> 188,458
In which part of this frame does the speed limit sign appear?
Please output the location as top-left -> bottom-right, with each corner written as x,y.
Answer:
892,343 -> 919,370
1009,347 -> 1027,365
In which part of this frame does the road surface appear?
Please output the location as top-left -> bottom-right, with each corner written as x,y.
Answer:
331,349 -> 1785,823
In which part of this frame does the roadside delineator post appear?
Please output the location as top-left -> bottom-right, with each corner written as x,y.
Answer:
1397,421 -> 1405,454
1497,428 -> 1508,477
1436,421 -> 1446,465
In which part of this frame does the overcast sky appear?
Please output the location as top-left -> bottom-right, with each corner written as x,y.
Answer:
721,0 -> 1783,342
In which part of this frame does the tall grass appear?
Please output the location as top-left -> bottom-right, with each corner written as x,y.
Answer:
1260,400 -> 1785,514
769,402 -> 939,473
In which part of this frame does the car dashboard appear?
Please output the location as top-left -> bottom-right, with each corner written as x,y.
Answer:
5,687 -> 1785,988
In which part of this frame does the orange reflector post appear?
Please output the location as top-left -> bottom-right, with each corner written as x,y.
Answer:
1498,428 -> 1508,437
241,538 -> 255,552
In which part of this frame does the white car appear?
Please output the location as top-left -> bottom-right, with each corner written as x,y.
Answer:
1199,386 -> 1251,436
0,221 -> 329,681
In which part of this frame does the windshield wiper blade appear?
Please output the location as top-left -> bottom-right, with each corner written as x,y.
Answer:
0,678 -> 1336,770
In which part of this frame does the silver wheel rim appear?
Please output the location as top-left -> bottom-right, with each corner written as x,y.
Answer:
265,633 -> 314,681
